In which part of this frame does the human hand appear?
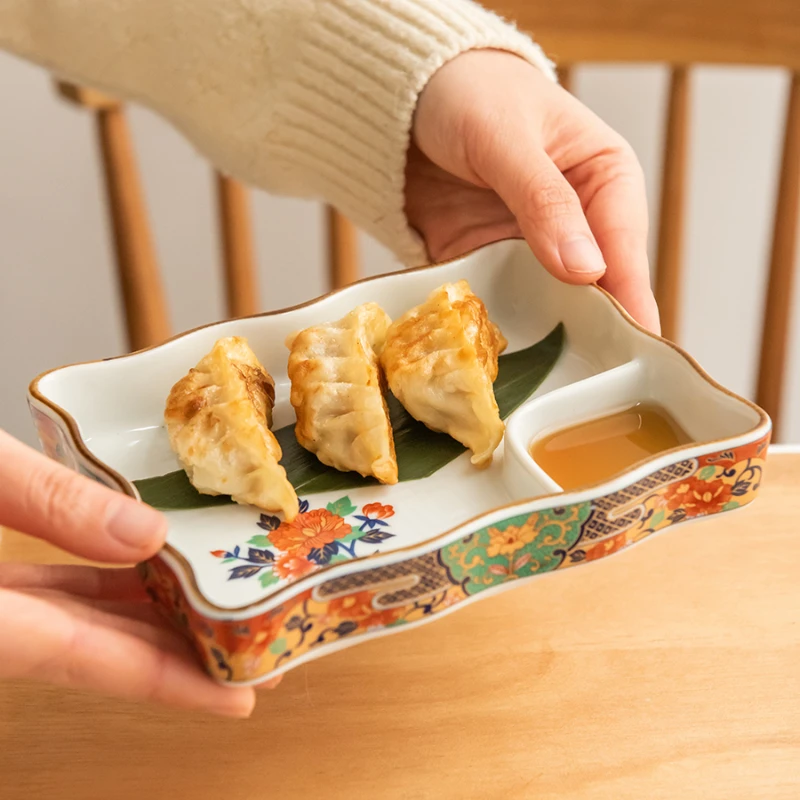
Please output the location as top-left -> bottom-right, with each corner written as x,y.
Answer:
406,49 -> 659,333
0,429 -> 265,716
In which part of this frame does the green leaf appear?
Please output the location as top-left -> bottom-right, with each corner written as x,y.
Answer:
327,496 -> 357,517
269,637 -> 287,655
339,527 -> 364,544
134,323 -> 564,510
258,571 -> 281,589
134,472 -> 231,511
697,466 -> 717,481
650,509 -> 666,528
247,534 -> 272,547
722,501 -> 740,512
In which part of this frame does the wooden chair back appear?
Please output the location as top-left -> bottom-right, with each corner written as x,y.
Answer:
55,82 -> 359,351
59,0 -> 800,436
491,0 -> 800,437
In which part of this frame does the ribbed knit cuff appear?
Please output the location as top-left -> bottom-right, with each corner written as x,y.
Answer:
267,0 -> 556,266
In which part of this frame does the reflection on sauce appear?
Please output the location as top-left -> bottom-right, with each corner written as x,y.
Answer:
530,403 -> 692,491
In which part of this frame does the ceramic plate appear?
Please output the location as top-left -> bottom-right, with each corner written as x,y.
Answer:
29,240 -> 771,685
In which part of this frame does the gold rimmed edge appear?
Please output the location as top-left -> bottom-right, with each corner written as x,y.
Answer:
28,239 -> 772,617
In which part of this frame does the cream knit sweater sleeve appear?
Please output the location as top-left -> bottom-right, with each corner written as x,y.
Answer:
0,0 -> 554,265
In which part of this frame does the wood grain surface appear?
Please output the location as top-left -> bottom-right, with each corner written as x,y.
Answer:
493,0 -> 800,70
1,454 -> 799,798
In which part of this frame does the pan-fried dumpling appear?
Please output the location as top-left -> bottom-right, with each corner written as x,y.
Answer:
381,280 -> 507,468
165,336 -> 299,520
286,303 -> 398,484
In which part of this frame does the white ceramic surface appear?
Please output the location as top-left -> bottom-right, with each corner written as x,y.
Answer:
29,240 -> 770,625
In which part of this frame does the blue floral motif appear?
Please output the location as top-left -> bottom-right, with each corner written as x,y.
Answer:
353,515 -> 390,532
209,497 -> 396,584
256,514 -> 281,532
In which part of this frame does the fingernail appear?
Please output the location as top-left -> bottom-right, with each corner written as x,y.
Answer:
650,297 -> 662,336
106,499 -> 166,548
215,689 -> 256,719
559,237 -> 606,276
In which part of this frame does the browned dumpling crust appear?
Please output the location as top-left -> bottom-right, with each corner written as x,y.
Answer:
286,303 -> 398,484
380,280 -> 507,467
165,336 -> 299,520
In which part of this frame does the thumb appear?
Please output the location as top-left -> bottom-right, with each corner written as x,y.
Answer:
0,429 -> 166,563
472,131 -> 607,284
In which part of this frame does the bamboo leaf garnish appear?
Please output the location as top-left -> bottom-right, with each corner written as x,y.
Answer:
134,323 -> 564,510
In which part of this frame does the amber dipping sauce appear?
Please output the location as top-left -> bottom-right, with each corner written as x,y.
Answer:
530,403 -> 692,490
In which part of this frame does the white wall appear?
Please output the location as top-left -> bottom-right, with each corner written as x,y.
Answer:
2,52 -> 799,448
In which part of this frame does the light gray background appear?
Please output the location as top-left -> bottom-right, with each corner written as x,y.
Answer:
2,55 -> 799,446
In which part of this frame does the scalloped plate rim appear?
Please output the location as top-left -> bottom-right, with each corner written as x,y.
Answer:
27,239 -> 772,623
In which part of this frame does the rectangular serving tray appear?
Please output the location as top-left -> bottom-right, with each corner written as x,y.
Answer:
28,240 -> 770,685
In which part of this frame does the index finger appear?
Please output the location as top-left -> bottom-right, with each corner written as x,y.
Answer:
0,430 -> 166,563
567,147 -> 661,333
0,563 -> 149,602
0,587 -> 256,718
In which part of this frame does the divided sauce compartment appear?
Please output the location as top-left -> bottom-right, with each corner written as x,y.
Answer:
504,352 -> 765,500
28,240 -> 772,686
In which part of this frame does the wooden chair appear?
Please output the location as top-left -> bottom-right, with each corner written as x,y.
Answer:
491,0 -> 800,438
55,82 -> 360,351
59,1 -> 799,437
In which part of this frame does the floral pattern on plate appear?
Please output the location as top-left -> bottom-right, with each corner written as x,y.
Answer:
140,436 -> 768,686
210,499 -> 396,588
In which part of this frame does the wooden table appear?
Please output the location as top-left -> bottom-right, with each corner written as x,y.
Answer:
2,452 -> 799,799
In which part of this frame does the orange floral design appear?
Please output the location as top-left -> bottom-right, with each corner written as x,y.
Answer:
274,553 -> 314,580
328,591 -> 400,628
142,436 -> 768,687
485,521 -> 536,558
659,480 -> 692,511
663,477 -> 733,515
269,509 -> 351,557
682,479 -> 733,515
328,591 -> 373,619
585,531 -> 627,562
361,502 -> 394,520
